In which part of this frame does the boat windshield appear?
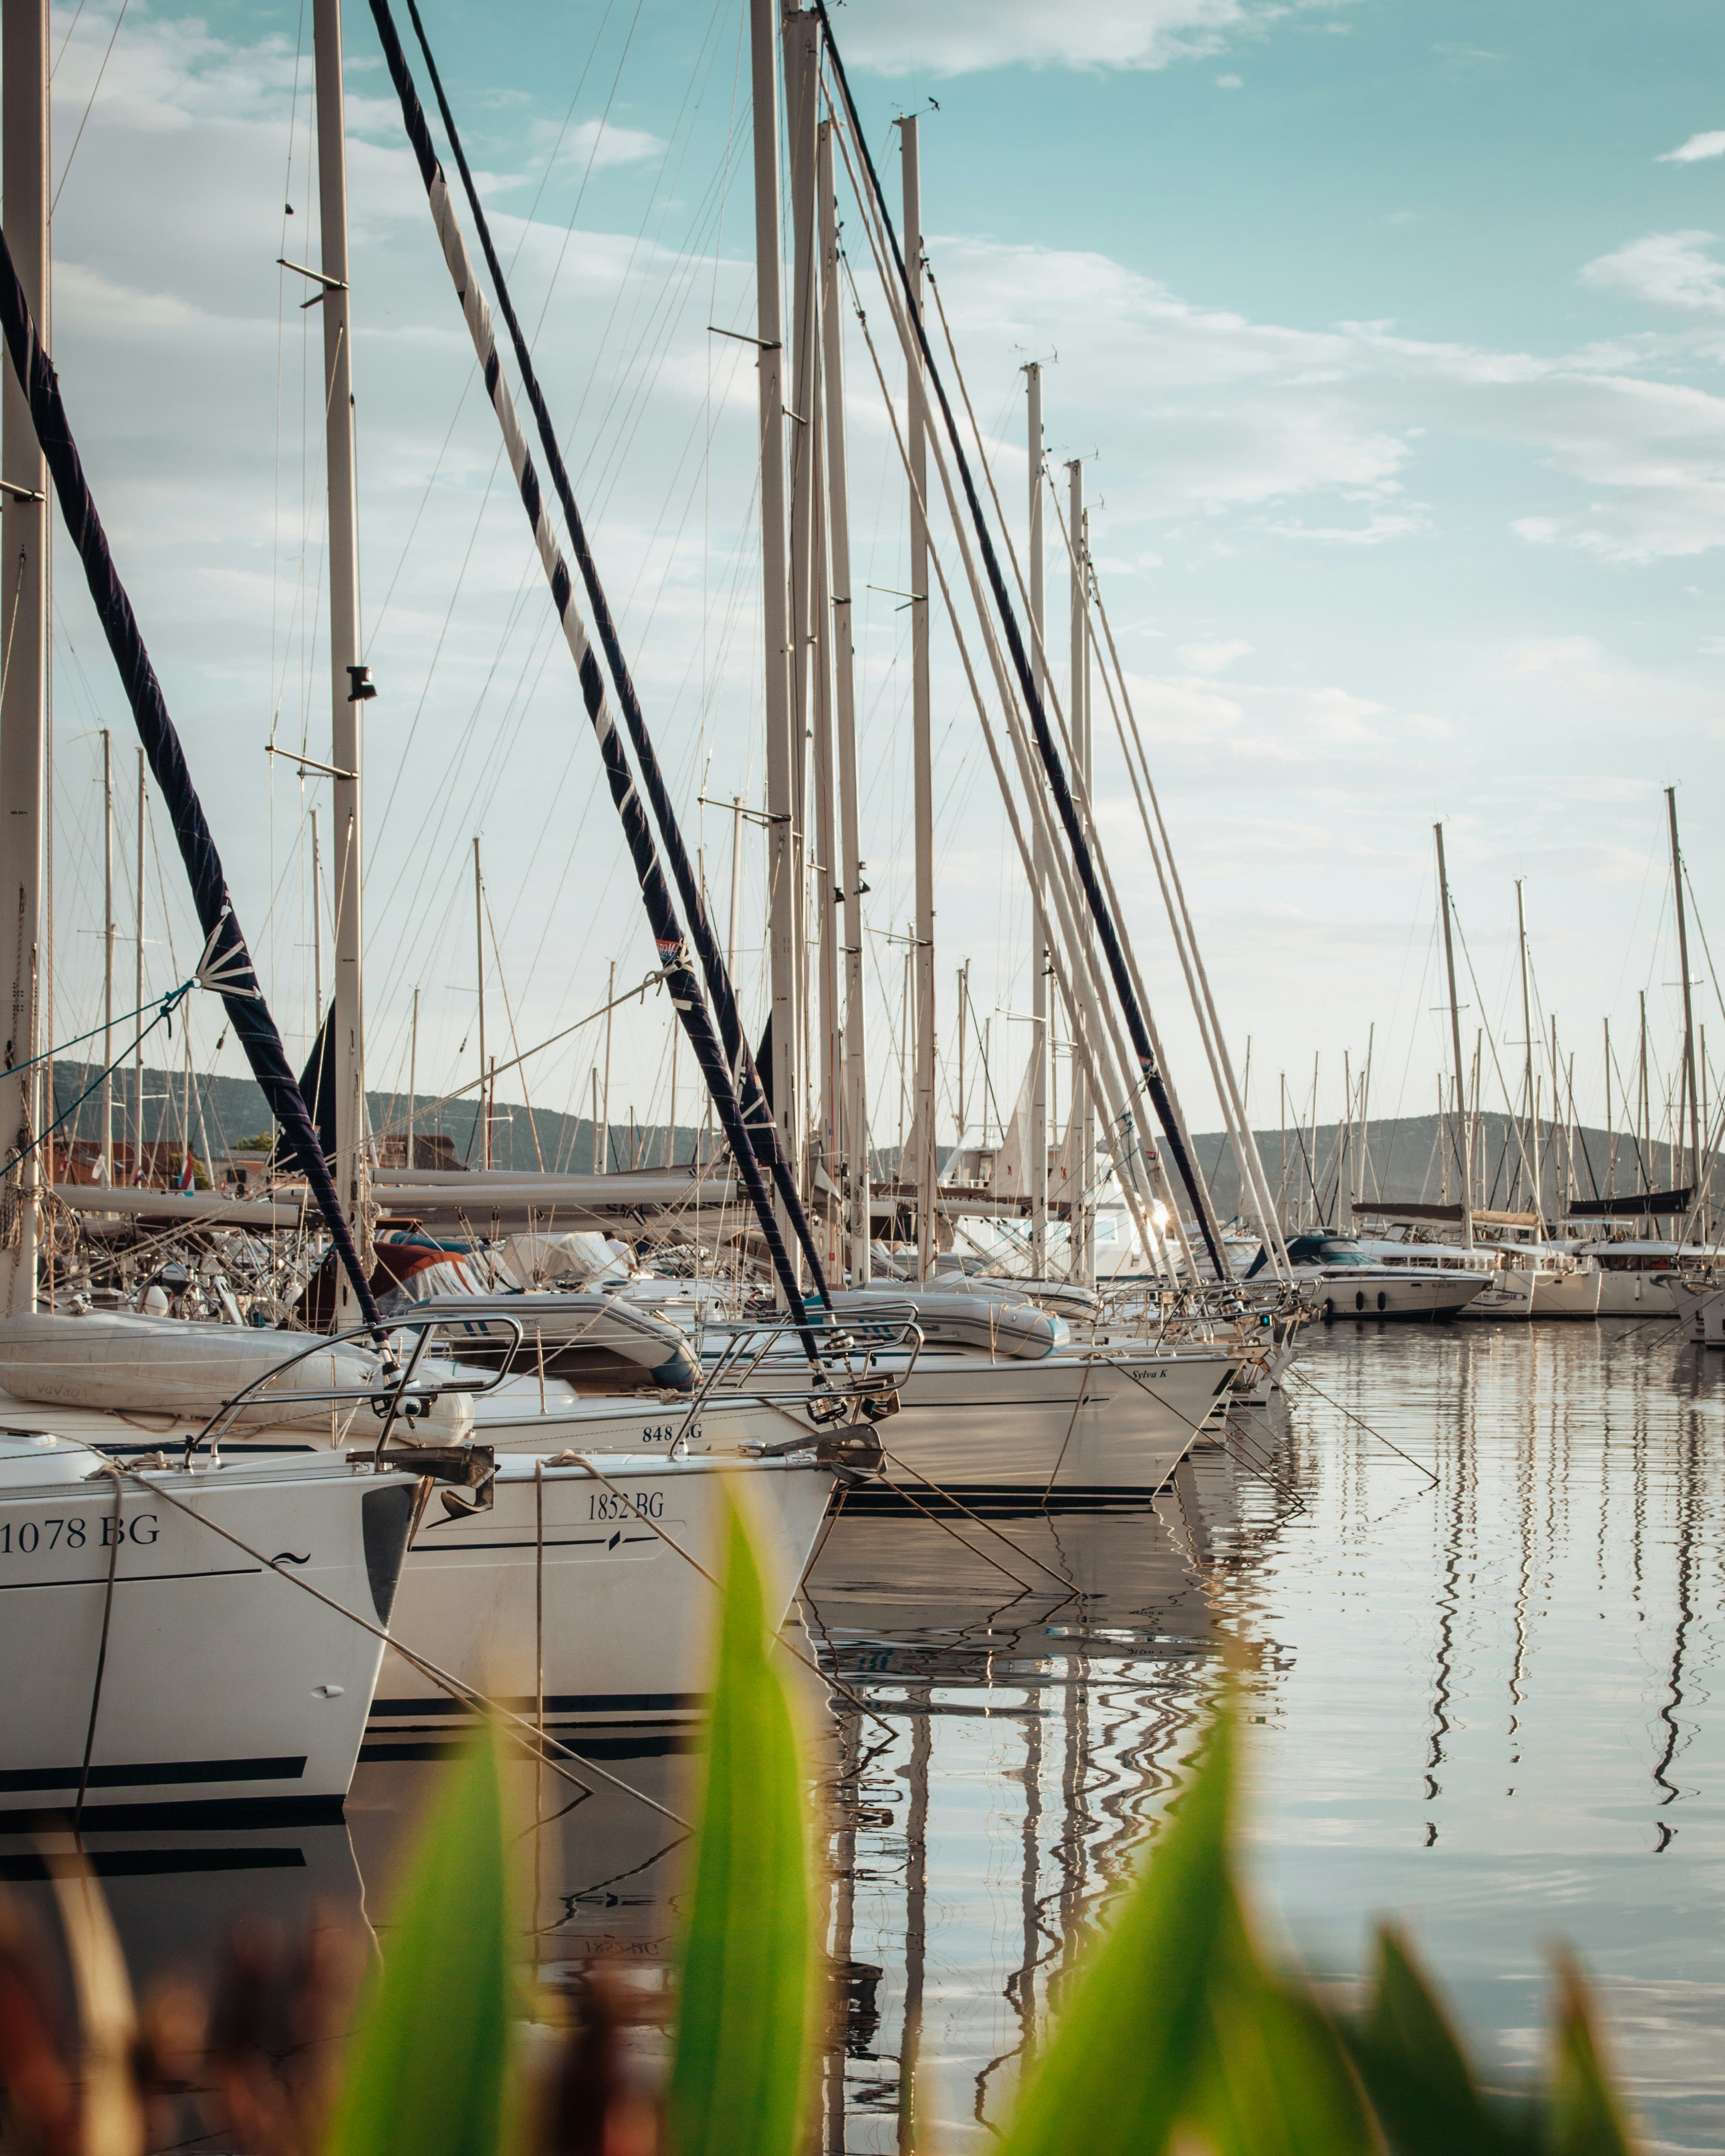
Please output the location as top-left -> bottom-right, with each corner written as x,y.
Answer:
1288,1235 -> 1376,1268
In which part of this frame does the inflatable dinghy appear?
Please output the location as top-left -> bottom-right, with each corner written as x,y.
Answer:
0,1311 -> 471,1437
828,1288 -> 1069,1361
409,1292 -> 698,1392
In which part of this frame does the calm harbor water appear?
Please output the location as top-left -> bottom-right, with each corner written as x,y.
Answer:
18,1320 -> 1723,2153
809,1318 -> 1725,2154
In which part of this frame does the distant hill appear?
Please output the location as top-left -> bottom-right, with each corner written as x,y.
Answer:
47,1060 -> 701,1175
41,1066 -> 1702,1222
1188,1112 -> 1703,1226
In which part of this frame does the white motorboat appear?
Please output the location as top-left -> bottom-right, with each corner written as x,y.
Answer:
1276,1234 -> 1492,1321
368,1450 -> 836,1748
0,1428 -> 417,1820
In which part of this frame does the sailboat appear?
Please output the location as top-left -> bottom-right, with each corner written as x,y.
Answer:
0,0 -> 845,1799
338,0 -> 1259,1501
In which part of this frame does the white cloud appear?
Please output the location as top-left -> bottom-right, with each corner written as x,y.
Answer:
1259,507 -> 1427,544
835,0 -> 1343,78
929,237 -> 1725,562
557,118 -> 666,172
1216,73 -> 1244,87
1581,230 -> 1725,314
1180,638 -> 1252,672
1658,131 -> 1725,165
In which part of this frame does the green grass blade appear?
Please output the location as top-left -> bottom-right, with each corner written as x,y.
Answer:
1194,1883 -> 1377,2156
996,1704 -> 1235,2156
322,1724 -> 512,2156
666,1494 -> 813,2156
1548,1957 -> 1636,2156
1343,1926 -> 1534,2156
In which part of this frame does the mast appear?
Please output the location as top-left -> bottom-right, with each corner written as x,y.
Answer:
473,835 -> 488,1170
818,114 -> 870,1281
1433,824 -> 1472,1247
752,0 -> 801,1291
0,0 -> 47,1310
407,983 -> 418,1171
1338,1050 -> 1353,1233
1067,460 -> 1094,1285
310,807 -> 323,1030
785,0 -> 820,1245
1604,1016 -> 1614,1200
1667,786 -> 1701,1198
100,729 -> 113,1187
1470,1030 -> 1482,1211
313,0 -> 373,1322
134,749 -> 145,1181
1639,990 -> 1650,1234
1515,878 -> 1542,1234
601,959 -> 615,1173
900,114 -> 937,1280
1024,363 -> 1048,1275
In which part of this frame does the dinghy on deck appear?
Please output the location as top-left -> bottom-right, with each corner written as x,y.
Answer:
0,1312 -> 472,1439
827,1287 -> 1068,1360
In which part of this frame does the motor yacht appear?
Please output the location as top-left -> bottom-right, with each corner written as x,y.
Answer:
1265,1234 -> 1492,1321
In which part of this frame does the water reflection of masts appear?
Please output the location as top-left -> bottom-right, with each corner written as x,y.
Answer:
1422,1337 -> 1475,1841
1010,1701 -> 1045,2050
896,1695 -> 931,2154
826,1700 -> 861,2155
1651,1422 -> 1699,1843
1507,1341 -> 1534,1772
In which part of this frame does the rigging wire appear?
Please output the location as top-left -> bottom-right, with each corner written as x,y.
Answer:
49,0 -> 130,217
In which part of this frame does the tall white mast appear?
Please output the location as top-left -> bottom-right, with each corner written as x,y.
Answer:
785,2 -> 819,1225
752,0 -> 801,1292
0,0 -> 47,1312
1666,786 -> 1701,1199
310,807 -> 324,1028
134,749 -> 145,1182
1066,459 -> 1093,1286
1023,363 -> 1048,1275
1515,877 -> 1541,1234
100,729 -> 113,1187
313,0 -> 371,1324
473,835 -> 488,1170
1338,1050 -> 1353,1234
818,114 -> 870,1282
900,115 -> 937,1280
1434,824 -> 1472,1247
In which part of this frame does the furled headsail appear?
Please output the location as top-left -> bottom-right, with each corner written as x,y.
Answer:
0,227 -> 382,1326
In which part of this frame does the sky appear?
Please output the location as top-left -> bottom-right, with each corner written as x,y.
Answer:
26,0 -> 1725,1164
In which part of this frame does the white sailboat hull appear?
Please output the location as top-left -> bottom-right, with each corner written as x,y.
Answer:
1455,1267 -> 1536,1320
0,1440 -> 412,1818
368,1453 -> 835,1739
681,1348 -> 1230,1500
1665,1280 -> 1725,1344
470,1382 -> 810,1456
1592,1272 -> 1677,1317
1531,1268 -> 1602,1318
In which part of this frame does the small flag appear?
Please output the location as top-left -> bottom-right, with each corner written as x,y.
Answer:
178,1154 -> 194,1191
